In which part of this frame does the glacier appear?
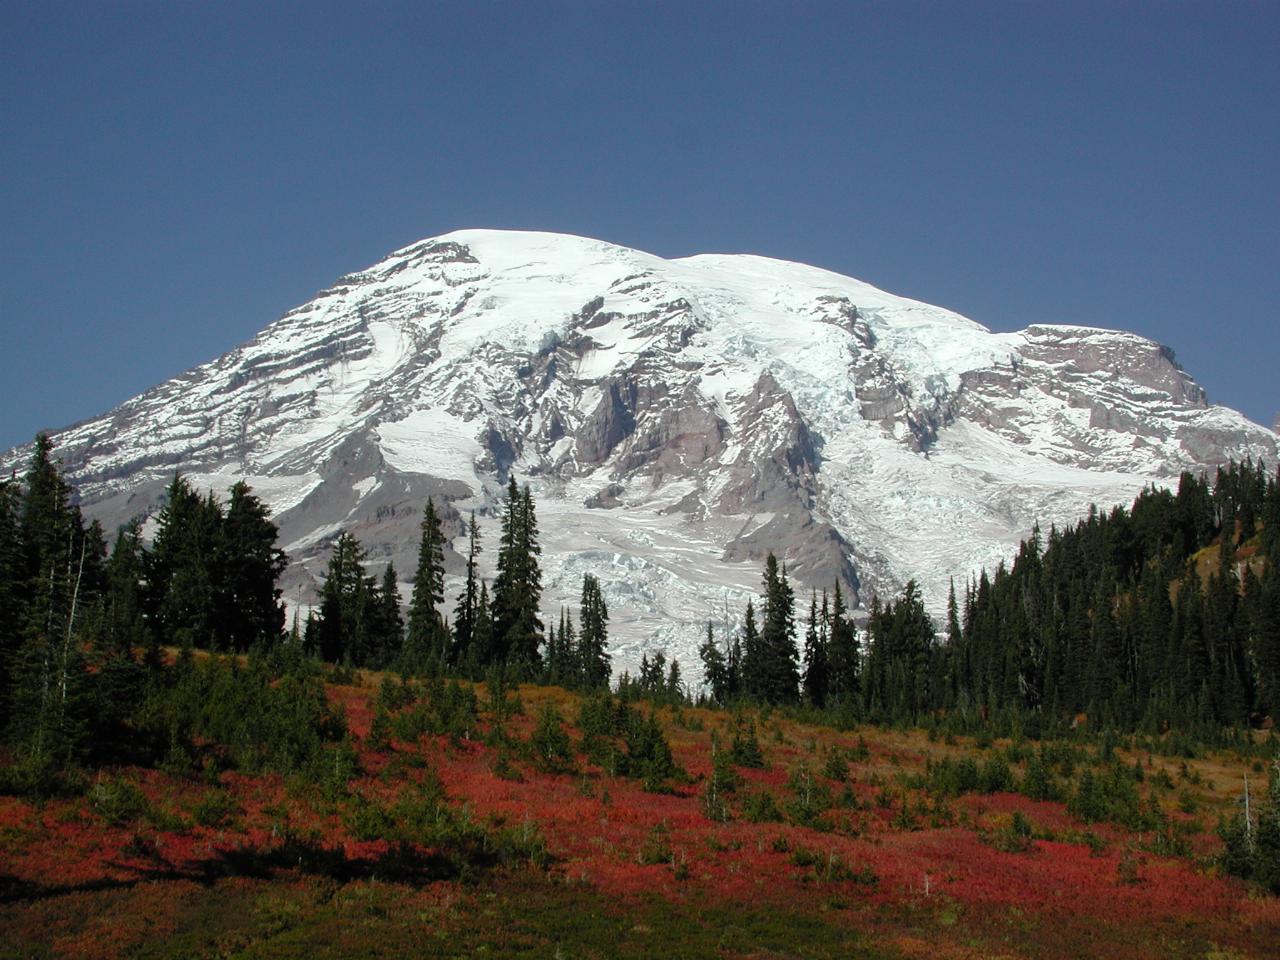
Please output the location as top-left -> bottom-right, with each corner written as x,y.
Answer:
9,229 -> 1276,681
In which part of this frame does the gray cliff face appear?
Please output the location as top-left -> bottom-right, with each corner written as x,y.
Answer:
7,230 -> 1275,678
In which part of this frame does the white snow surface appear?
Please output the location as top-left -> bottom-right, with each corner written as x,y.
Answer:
13,228 -> 1277,686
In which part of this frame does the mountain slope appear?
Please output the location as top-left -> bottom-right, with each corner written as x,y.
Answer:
14,229 -> 1277,674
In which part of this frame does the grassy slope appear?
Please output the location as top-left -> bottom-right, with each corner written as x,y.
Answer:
2,667 -> 1278,959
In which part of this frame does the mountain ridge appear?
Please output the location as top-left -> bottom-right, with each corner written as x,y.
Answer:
7,228 -> 1276,676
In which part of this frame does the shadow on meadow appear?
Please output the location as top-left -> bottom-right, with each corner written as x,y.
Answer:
0,835 -> 501,907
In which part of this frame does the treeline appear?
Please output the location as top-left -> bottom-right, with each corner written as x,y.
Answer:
702,460 -> 1280,737
0,435 -> 353,791
0,435 -> 625,791
301,476 -> 612,689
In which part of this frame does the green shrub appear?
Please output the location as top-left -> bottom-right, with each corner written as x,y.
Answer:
1020,755 -> 1061,802
730,720 -> 765,768
637,822 -> 673,865
90,777 -> 150,826
822,747 -> 849,782
192,788 -> 240,828
742,790 -> 783,823
529,704 -> 575,773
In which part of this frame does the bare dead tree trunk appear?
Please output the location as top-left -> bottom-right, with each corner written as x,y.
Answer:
61,533 -> 87,707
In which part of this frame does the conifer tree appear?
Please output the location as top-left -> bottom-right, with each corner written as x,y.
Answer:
666,658 -> 684,702
89,523 -> 149,743
0,478 -> 24,722
756,553 -> 799,704
146,475 -> 219,648
727,627 -> 743,701
739,599 -> 761,700
452,510 -> 481,663
471,581 -> 494,672
827,582 -> 859,705
7,435 -> 94,770
492,477 -> 543,668
802,589 -> 830,708
578,572 -> 610,689
699,621 -> 729,705
218,481 -> 287,651
317,531 -> 372,665
374,564 -> 405,668
101,522 -> 151,656
407,498 -> 447,665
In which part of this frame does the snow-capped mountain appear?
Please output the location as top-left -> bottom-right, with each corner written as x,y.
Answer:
14,229 -> 1277,676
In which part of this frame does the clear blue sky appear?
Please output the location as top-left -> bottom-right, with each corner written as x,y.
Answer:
2,1 -> 1277,451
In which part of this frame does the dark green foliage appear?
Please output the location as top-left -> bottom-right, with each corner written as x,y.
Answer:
1219,761 -> 1280,894
151,652 -> 348,775
618,649 -> 689,706
925,756 -> 981,798
1067,763 -> 1149,830
451,511 -> 482,669
218,481 -> 288,651
374,564 -> 405,665
406,498 -> 447,671
389,677 -> 480,743
314,531 -> 401,668
742,554 -> 800,704
698,621 -> 730,706
1020,753 -> 1062,802
786,763 -> 834,827
834,459 -> 1280,734
742,789 -> 784,822
341,771 -> 550,873
529,703 -> 574,772
192,787 -> 240,828
863,580 -> 936,723
826,583 -> 860,707
89,776 -> 151,826
701,732 -> 739,821
822,746 -> 849,782
0,479 -> 24,723
577,573 -> 611,688
978,755 -> 1015,793
492,477 -> 543,669
574,690 -> 682,788
577,688 -> 629,759
147,475 -> 215,648
5,436 -> 99,775
729,718 -> 765,768
544,575 -> 610,691
803,590 -> 830,709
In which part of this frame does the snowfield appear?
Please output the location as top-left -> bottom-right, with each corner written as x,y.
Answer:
10,229 -> 1276,684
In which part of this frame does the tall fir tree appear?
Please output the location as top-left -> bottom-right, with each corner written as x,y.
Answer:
217,481 -> 287,651
802,589 -> 830,708
739,599 -> 761,700
316,531 -> 372,665
407,498 -> 448,669
492,478 -> 543,669
578,572 -> 610,689
452,510 -> 481,663
827,582 -> 859,705
373,564 -> 405,668
699,621 -> 729,705
755,553 -> 799,704
146,475 -> 219,648
7,435 -> 94,768
0,478 -> 26,723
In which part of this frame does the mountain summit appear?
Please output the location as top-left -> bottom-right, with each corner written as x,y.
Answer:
19,229 -> 1277,671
